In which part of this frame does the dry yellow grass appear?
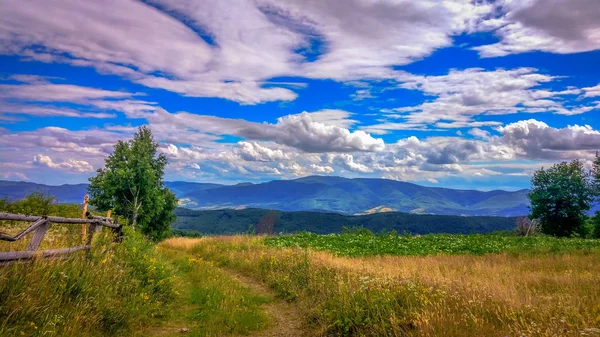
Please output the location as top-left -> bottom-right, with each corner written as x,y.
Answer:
166,236 -> 600,337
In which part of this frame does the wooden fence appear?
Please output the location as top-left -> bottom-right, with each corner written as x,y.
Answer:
0,212 -> 120,266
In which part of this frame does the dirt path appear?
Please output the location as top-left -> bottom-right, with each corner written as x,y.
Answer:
223,269 -> 307,337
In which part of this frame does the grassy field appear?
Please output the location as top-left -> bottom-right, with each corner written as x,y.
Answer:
3,205 -> 600,337
172,234 -> 600,337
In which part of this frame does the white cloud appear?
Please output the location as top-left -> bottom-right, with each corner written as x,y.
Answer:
0,0 -> 497,104
235,141 -> 289,162
474,0 -> 600,57
0,83 -> 134,102
302,109 -> 358,128
496,119 -> 600,160
310,164 -> 334,174
583,84 -> 600,98
365,68 -> 597,131
0,0 -> 213,77
238,112 -> 384,153
0,78 -> 158,119
327,153 -> 372,173
148,109 -> 383,153
33,154 -> 94,173
3,115 -> 600,185
468,128 -> 491,139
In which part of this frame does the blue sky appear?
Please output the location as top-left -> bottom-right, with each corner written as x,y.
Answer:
0,0 -> 599,190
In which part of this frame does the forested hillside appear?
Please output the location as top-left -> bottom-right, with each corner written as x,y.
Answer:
173,208 -> 518,235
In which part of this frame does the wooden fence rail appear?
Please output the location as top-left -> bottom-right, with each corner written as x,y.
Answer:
0,212 -> 120,265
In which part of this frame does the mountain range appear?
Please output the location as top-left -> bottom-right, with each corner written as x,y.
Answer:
0,176 -> 531,216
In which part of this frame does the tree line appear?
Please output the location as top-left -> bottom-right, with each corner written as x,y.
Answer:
528,155 -> 600,238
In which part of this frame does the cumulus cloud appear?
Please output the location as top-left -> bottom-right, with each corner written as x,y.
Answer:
235,141 -> 289,162
148,109 -> 383,153
238,113 -> 384,153
4,115 -> 600,186
326,153 -> 372,173
497,119 -> 600,159
425,141 -> 485,165
33,154 -> 94,173
310,164 -> 334,174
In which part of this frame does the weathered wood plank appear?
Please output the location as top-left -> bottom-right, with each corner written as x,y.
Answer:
0,213 -> 119,228
27,221 -> 50,251
0,218 -> 48,242
86,223 -> 97,246
0,245 -> 91,262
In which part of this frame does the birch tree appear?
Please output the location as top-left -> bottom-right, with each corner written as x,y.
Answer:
88,126 -> 177,240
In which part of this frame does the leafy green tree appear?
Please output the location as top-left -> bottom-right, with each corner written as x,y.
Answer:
528,160 -> 594,237
591,153 -> 600,238
88,126 -> 177,241
592,213 -> 600,239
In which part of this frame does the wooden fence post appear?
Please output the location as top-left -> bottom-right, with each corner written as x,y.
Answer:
81,194 -> 89,243
100,210 -> 111,234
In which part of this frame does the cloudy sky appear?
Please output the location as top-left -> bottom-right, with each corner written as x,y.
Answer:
1,0 -> 599,190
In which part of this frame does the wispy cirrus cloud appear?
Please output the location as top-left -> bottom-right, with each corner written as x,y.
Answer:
363,68 -> 598,133
0,76 -> 157,119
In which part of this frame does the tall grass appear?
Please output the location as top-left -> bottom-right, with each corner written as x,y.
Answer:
176,236 -> 600,337
0,228 -> 176,337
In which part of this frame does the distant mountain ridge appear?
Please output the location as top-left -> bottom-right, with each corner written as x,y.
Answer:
0,176 -> 531,216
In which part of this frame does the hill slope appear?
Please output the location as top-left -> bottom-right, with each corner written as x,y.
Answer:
0,180 -> 88,204
173,208 -> 518,235
0,176 -> 530,216
179,176 -> 530,216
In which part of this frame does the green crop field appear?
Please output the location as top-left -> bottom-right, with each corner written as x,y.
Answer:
265,230 -> 600,257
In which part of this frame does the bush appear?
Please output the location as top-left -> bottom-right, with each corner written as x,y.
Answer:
593,212 -> 600,239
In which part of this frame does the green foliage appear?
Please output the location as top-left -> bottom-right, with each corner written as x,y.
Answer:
528,160 -> 594,237
88,125 -> 177,241
0,192 -> 58,215
171,228 -> 203,238
0,193 -> 81,221
174,208 -> 518,235
593,212 -> 600,239
592,152 -> 600,196
265,232 -> 600,257
0,228 -> 176,337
